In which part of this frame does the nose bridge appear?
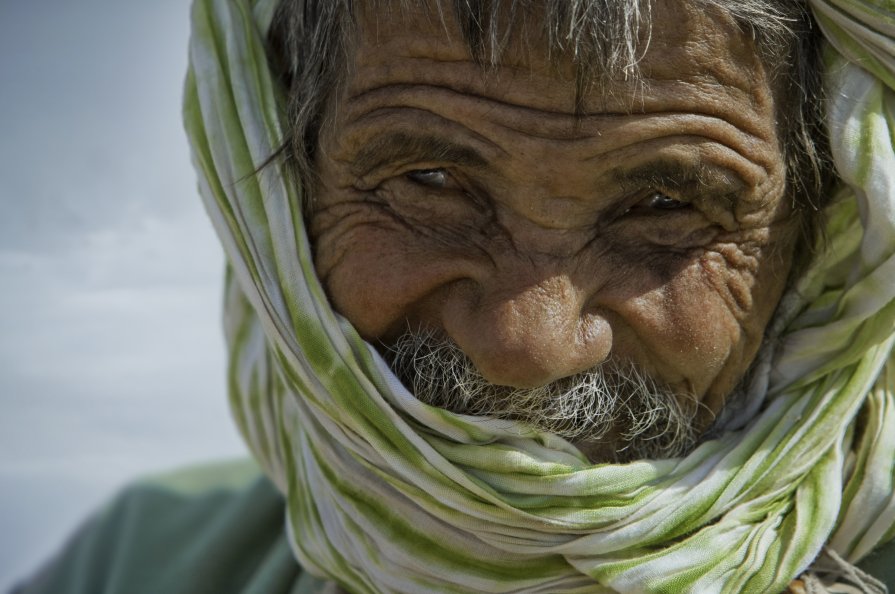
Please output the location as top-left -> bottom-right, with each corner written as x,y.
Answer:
442,260 -> 613,388
499,153 -> 602,232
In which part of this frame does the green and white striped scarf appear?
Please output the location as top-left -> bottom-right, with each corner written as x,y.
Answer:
184,0 -> 895,591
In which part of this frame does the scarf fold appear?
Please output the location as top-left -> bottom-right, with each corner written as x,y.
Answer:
184,0 -> 895,591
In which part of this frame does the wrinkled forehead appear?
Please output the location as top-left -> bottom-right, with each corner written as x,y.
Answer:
346,0 -> 767,114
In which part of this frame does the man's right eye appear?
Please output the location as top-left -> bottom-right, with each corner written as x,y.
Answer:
406,168 -> 449,188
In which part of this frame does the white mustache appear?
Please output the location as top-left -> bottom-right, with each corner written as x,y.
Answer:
382,327 -> 700,463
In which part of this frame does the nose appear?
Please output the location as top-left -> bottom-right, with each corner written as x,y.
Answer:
440,273 -> 612,388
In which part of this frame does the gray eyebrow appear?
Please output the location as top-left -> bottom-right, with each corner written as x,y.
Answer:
350,132 -> 488,175
612,160 -> 745,197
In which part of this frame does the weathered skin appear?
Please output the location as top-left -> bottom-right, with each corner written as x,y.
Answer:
309,0 -> 797,427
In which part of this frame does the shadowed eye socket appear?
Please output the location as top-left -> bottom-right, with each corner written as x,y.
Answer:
406,168 -> 450,188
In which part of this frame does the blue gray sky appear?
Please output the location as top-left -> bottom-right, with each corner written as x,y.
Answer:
0,1 -> 248,588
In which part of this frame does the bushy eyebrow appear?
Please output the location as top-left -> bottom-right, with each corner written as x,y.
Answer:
350,132 -> 488,175
613,160 -> 745,198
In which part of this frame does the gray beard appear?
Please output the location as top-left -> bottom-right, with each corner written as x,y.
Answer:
382,328 -> 701,464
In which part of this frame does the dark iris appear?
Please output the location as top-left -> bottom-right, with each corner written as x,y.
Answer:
647,192 -> 688,210
407,169 -> 448,188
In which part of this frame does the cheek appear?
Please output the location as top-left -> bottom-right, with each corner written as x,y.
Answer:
311,205 -> 475,339
618,273 -> 741,386
608,239 -> 791,405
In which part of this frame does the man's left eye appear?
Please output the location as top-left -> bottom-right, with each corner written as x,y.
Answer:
644,192 -> 689,210
406,168 -> 449,188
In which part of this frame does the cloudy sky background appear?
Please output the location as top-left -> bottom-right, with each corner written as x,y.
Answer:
0,1 -> 249,588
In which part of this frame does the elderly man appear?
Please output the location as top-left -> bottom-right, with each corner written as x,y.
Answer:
17,0 -> 895,593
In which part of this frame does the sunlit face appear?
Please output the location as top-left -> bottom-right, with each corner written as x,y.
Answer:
309,1 -> 797,439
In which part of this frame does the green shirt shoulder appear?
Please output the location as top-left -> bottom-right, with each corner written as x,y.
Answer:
13,459 -> 330,594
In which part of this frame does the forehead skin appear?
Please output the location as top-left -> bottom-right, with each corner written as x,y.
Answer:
309,0 -> 796,429
346,0 -> 773,127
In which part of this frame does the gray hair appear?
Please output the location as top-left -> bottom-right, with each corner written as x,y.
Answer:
267,0 -> 833,255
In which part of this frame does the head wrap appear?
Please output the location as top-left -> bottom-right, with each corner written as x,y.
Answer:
184,0 -> 895,591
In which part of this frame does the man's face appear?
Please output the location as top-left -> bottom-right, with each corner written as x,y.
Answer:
309,1 -> 797,446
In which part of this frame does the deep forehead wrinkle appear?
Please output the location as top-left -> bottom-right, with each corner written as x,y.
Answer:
350,131 -> 489,175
